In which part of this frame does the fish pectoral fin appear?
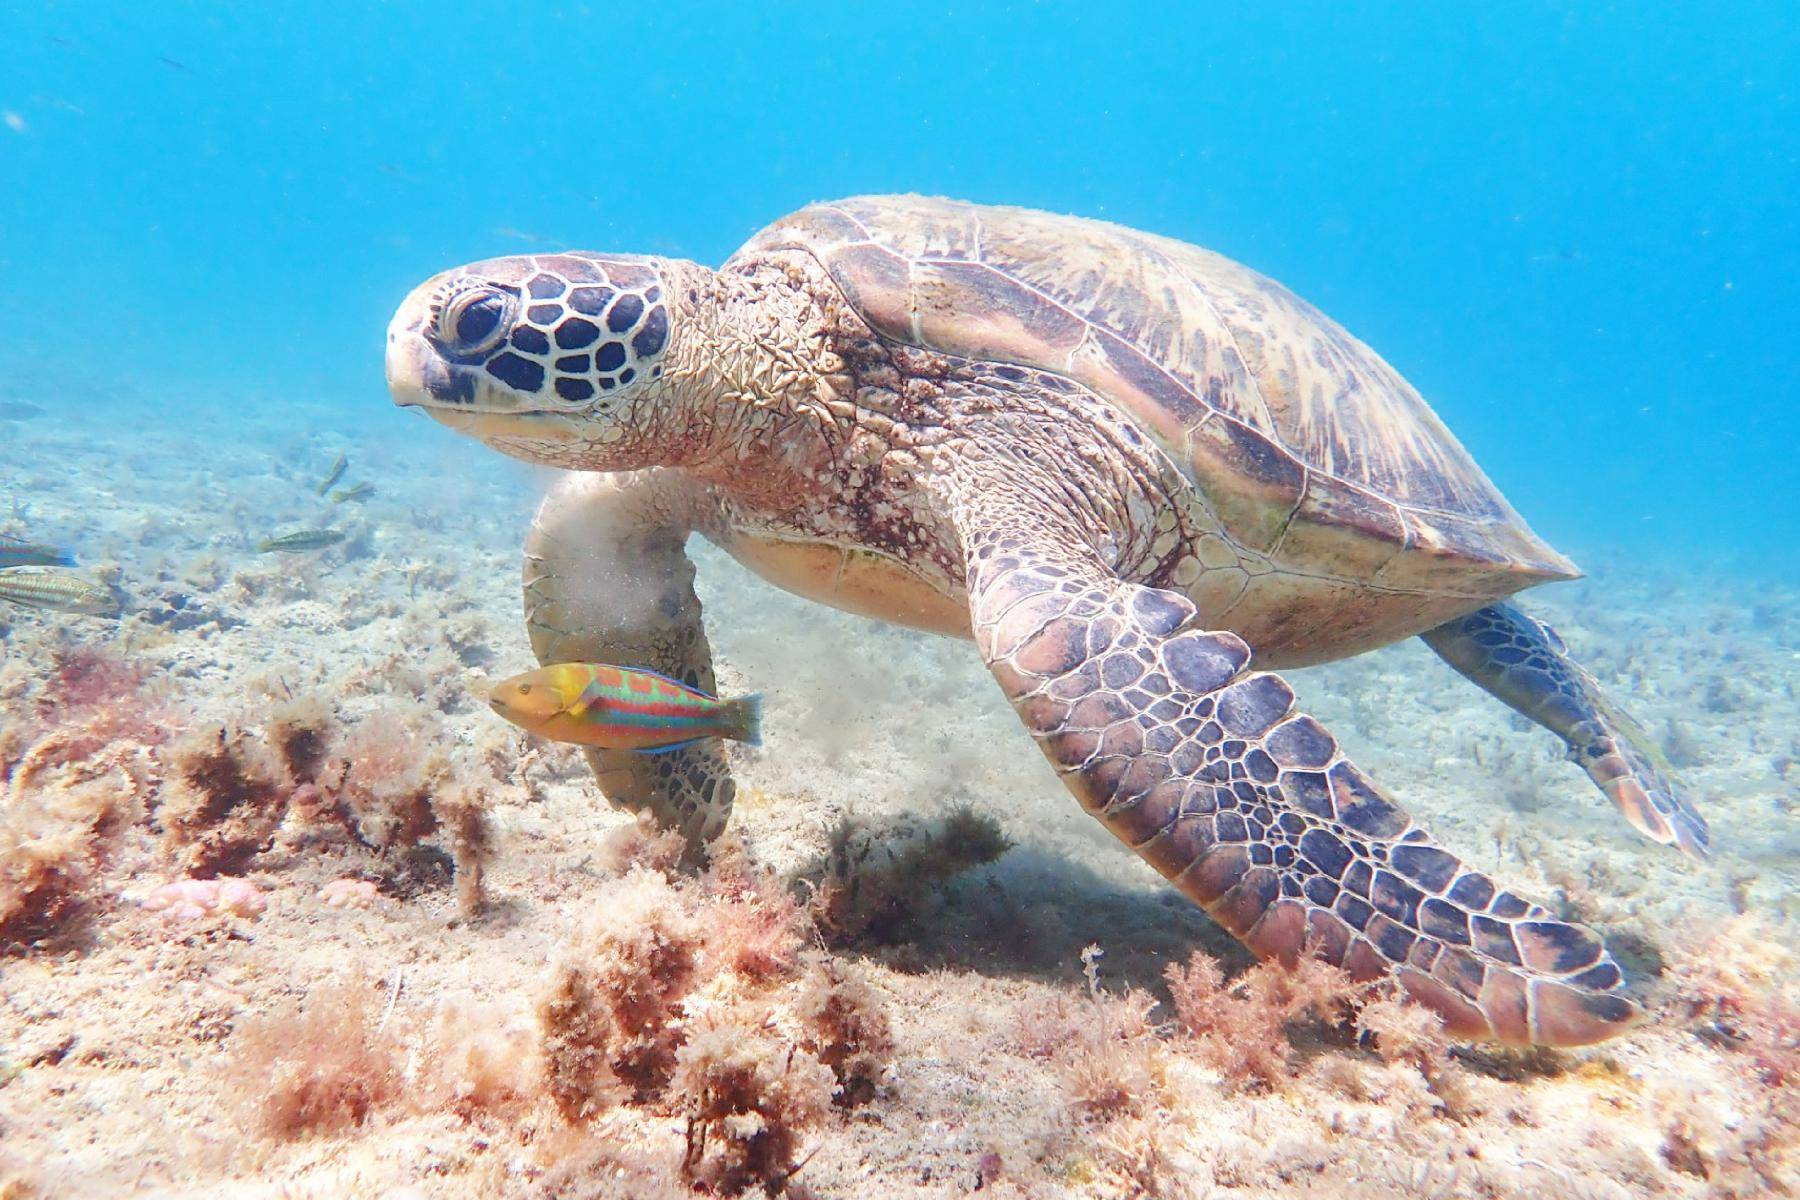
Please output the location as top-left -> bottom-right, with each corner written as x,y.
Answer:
566,681 -> 609,720
632,737 -> 711,756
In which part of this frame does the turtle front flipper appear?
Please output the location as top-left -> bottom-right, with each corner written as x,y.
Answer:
524,470 -> 733,853
1422,603 -> 1710,862
959,511 -> 1638,1047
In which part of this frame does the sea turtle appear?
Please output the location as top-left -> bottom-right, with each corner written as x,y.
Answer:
386,195 -> 1708,1047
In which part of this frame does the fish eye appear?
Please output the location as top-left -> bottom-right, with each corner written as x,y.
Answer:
436,285 -> 514,356
517,684 -> 532,694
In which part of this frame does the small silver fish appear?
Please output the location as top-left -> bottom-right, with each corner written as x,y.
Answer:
329,481 -> 374,504
315,452 -> 348,496
256,528 -> 346,553
0,568 -> 119,616
0,533 -> 75,567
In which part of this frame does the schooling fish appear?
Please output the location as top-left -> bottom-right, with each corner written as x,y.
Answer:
256,528 -> 345,553
0,568 -> 119,616
329,481 -> 374,504
0,533 -> 75,567
487,662 -> 762,754
315,452 -> 348,496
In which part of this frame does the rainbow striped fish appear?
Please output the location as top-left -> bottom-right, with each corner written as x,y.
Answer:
487,662 -> 762,754
0,533 -> 75,568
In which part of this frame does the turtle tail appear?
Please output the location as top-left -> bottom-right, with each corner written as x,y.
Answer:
722,693 -> 763,748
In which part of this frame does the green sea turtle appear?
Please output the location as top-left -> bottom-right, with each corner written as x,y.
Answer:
387,195 -> 1707,1046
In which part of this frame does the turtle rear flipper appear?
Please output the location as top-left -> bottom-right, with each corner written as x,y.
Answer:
1422,602 -> 1710,862
957,498 -> 1639,1048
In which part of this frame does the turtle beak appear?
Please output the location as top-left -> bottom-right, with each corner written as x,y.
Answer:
386,279 -> 459,410
386,339 -> 472,411
385,340 -> 432,411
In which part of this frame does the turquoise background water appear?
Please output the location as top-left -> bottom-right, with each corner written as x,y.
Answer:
2,2 -> 1794,570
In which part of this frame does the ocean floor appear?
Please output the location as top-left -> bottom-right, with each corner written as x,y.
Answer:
1,388 -> 1796,1198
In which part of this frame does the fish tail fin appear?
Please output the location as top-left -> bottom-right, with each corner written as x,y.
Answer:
724,693 -> 763,747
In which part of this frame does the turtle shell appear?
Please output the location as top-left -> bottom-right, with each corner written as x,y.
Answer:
733,195 -> 1577,599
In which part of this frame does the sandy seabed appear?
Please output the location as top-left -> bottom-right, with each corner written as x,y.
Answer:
1,388 -> 1795,1199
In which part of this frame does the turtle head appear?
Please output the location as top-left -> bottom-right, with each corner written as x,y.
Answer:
386,253 -> 692,468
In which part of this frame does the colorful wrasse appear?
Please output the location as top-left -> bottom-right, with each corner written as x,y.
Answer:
0,568 -> 119,616
315,452 -> 348,496
0,533 -> 75,568
487,662 -> 762,754
256,528 -> 345,553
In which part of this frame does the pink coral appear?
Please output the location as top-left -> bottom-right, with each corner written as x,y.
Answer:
320,878 -> 380,909
143,877 -> 266,922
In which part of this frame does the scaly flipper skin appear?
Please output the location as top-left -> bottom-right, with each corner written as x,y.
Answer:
1422,603 -> 1710,862
959,501 -> 1639,1047
524,470 -> 734,851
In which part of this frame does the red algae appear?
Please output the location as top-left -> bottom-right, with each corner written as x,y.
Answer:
43,643 -> 148,716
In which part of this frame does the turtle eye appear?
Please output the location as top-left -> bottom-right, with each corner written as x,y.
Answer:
436,285 -> 514,356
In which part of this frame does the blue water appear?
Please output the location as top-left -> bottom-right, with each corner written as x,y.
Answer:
1,2 -> 1794,570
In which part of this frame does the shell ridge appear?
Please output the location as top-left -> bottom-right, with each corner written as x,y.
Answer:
1136,232 -> 1279,436
936,256 -> 1225,435
818,202 -> 879,243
